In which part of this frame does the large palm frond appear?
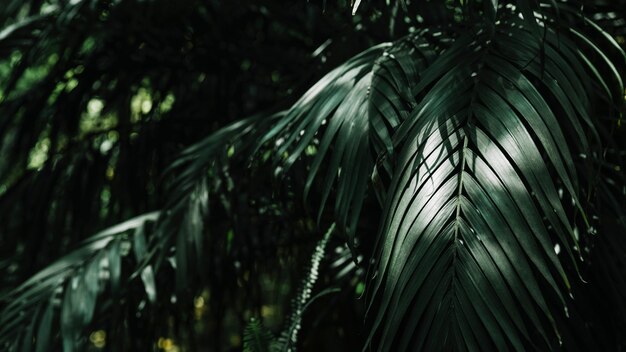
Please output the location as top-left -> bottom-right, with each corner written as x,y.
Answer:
365,7 -> 625,351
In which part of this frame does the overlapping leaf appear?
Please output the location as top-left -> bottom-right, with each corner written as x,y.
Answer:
260,29 -> 454,249
368,29 -> 451,201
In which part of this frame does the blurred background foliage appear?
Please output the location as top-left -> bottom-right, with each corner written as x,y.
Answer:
0,0 -> 625,351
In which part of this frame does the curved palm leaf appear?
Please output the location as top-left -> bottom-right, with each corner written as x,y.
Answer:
0,212 -> 159,351
365,9 -> 624,351
258,28 -> 455,251
255,44 -> 389,250
155,113 -> 281,292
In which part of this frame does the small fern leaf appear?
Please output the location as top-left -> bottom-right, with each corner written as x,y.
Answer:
243,318 -> 274,352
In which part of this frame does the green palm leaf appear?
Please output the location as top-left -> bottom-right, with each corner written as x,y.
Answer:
368,29 -> 447,202
157,113 -> 280,292
365,9 -> 624,351
0,212 -> 159,351
256,44 -> 388,250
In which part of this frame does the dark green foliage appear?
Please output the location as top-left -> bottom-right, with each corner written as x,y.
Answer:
1,0 -> 626,351
242,224 -> 339,352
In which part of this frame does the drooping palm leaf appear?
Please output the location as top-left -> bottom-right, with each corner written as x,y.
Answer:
365,8 -> 624,351
155,113 -> 282,293
259,28 -> 453,251
0,212 -> 159,351
255,45 -> 388,251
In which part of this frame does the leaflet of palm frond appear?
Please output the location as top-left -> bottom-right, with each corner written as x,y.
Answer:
330,242 -> 363,282
364,11 -> 624,351
0,212 -> 159,352
262,29 -> 449,252
550,3 -> 626,103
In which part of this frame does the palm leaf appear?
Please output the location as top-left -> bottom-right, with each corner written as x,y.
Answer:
156,113 -> 281,292
0,212 -> 159,351
255,44 -> 388,250
365,9 -> 624,351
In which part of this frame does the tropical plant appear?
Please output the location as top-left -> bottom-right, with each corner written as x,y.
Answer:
1,0 -> 626,351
